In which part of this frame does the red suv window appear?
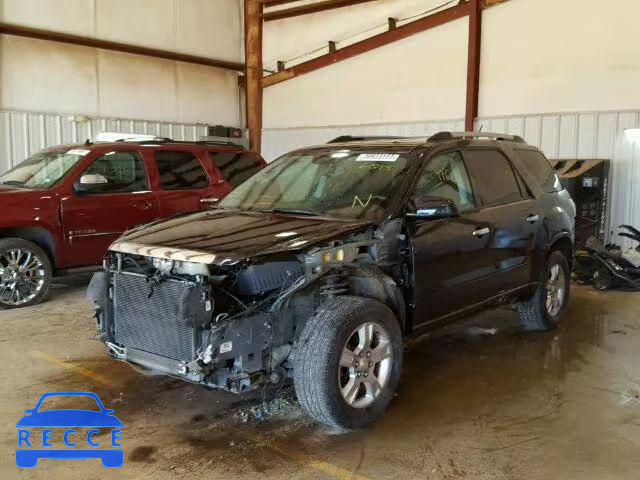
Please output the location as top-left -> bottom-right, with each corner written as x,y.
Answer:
154,151 -> 208,190
208,152 -> 263,188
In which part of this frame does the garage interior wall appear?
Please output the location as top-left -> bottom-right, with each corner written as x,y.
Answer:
261,0 -> 640,247
0,0 -> 244,170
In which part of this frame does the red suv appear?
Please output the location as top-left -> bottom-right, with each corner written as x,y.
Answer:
0,137 -> 265,308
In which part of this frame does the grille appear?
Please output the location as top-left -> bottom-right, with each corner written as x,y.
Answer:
113,273 -> 207,361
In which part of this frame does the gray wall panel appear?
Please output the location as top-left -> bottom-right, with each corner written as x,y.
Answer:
0,109 -> 209,174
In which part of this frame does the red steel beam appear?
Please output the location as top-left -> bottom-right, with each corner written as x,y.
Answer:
262,2 -> 471,87
465,0 -> 482,131
0,23 -> 244,72
245,0 -> 264,152
262,0 -> 378,22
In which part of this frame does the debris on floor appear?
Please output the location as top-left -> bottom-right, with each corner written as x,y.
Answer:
232,390 -> 300,423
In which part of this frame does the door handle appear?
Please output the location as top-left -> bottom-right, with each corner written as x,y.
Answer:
526,214 -> 540,224
200,197 -> 219,204
472,227 -> 490,238
134,201 -> 154,210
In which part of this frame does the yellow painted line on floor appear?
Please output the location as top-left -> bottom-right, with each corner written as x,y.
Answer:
31,351 -> 113,386
245,432 -> 371,480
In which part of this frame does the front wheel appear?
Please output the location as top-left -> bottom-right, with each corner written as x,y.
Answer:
293,296 -> 403,431
0,238 -> 52,309
517,250 -> 571,331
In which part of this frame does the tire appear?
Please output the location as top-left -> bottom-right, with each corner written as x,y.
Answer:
293,295 -> 403,431
593,268 -> 614,291
0,238 -> 52,309
517,250 -> 571,331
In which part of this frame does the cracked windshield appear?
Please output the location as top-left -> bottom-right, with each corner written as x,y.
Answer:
218,150 -> 411,220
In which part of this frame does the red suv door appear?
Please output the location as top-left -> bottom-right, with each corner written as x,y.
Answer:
151,149 -> 228,217
60,149 -> 160,267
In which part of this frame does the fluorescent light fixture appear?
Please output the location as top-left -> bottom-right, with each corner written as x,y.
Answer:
275,231 -> 297,238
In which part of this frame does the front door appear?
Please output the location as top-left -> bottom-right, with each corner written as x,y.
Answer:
61,150 -> 159,267
410,151 -> 496,325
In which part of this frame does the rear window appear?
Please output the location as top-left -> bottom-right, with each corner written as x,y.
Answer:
155,151 -> 208,190
464,149 -> 523,207
516,149 -> 563,193
208,152 -> 263,188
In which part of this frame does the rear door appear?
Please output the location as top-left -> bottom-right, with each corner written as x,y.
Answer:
153,150 -> 216,216
463,148 -> 538,290
60,150 -> 159,267
410,151 -> 496,324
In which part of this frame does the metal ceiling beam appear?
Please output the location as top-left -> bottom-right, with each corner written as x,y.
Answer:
465,0 -> 482,130
245,1 -> 264,152
0,23 -> 244,72
262,0 -> 378,22
262,2 -> 470,87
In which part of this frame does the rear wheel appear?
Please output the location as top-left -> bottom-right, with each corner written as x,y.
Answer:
517,250 -> 571,331
0,238 -> 52,309
293,296 -> 403,431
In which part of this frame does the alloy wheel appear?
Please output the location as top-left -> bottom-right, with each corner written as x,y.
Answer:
545,263 -> 566,317
338,322 -> 393,409
0,248 -> 47,306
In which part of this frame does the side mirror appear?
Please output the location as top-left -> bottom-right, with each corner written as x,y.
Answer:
407,197 -> 459,220
74,173 -> 108,194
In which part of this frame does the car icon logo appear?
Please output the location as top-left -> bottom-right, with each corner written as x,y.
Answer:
16,391 -> 123,468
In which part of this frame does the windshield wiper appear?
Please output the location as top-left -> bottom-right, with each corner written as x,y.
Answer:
266,208 -> 322,216
0,180 -> 26,186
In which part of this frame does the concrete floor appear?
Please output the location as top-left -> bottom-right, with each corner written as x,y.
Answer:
1,276 -> 639,480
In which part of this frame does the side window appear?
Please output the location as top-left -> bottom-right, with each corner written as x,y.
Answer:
464,150 -> 523,207
208,152 -> 263,188
515,149 -> 563,193
414,151 -> 476,212
80,151 -> 148,193
155,151 -> 209,190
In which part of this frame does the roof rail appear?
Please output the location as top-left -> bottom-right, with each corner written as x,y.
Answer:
152,139 -> 245,149
95,132 -> 244,148
327,135 -> 406,143
428,131 -> 527,144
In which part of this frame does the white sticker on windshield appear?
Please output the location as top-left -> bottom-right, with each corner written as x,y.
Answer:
67,149 -> 91,156
355,153 -> 399,162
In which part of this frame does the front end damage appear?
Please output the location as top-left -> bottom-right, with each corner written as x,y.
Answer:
88,221 -> 408,394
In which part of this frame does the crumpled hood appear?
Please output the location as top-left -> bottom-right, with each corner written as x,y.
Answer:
110,209 -> 373,264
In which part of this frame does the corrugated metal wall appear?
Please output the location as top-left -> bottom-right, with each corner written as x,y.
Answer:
0,109 -> 209,174
263,110 -> 640,248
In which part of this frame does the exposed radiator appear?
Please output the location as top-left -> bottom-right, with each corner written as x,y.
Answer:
113,273 -> 209,361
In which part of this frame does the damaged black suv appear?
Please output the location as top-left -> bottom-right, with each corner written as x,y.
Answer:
88,132 -> 575,430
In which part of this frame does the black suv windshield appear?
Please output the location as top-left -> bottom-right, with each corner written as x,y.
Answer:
0,148 -> 89,189
218,149 -> 411,220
